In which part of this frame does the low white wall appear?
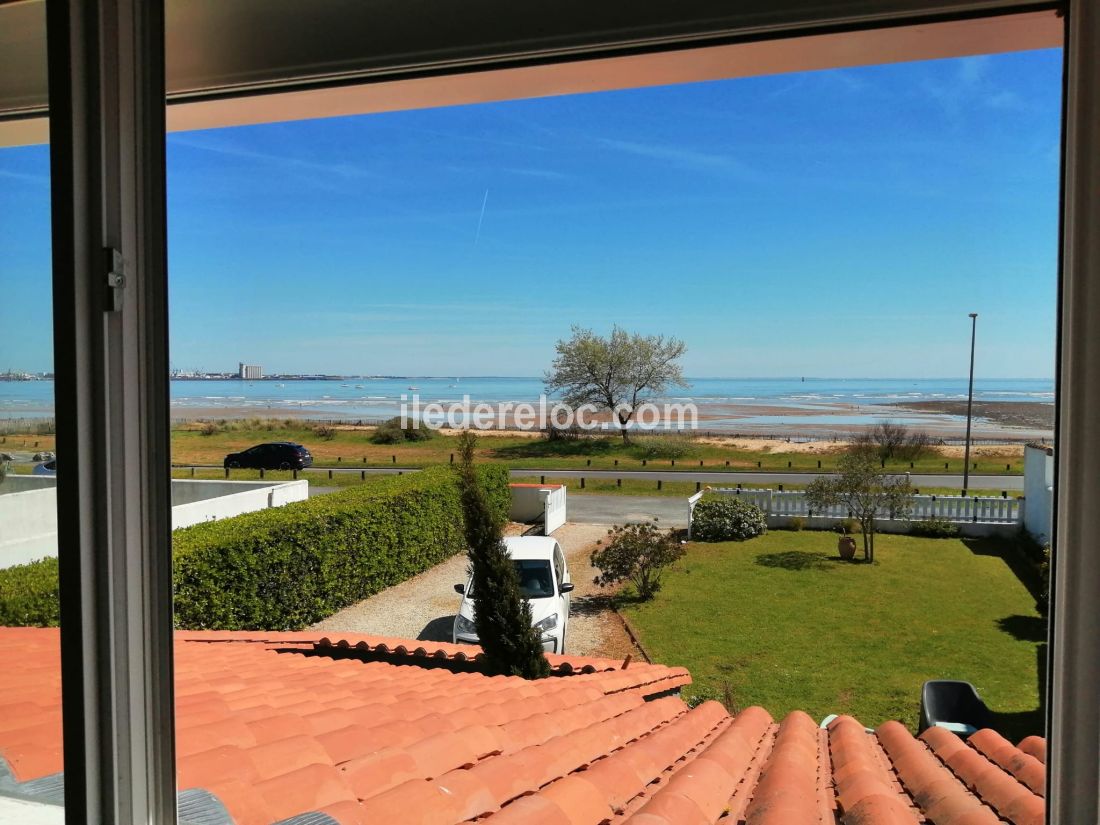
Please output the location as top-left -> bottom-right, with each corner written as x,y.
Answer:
0,488 -> 59,567
0,474 -> 56,493
1023,444 -> 1054,544
0,479 -> 309,569
509,484 -> 567,535
170,480 -> 308,529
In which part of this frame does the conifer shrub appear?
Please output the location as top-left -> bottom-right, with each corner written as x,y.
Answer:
457,431 -> 550,679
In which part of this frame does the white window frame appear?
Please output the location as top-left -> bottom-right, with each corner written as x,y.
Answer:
34,1 -> 1095,823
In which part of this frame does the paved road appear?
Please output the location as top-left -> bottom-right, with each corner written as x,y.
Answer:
567,495 -> 689,527
177,464 -> 1023,491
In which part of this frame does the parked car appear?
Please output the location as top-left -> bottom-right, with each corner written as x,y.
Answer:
453,536 -> 574,654
223,442 -> 313,470
33,459 -> 57,476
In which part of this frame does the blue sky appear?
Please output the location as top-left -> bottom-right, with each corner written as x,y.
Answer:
0,48 -> 1062,378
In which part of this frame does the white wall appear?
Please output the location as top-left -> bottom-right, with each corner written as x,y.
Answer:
0,479 -> 309,569
1023,444 -> 1054,544
0,474 -> 56,493
509,483 -> 567,535
0,488 -> 59,567
170,480 -> 308,529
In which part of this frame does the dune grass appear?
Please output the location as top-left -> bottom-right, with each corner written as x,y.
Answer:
620,531 -> 1045,739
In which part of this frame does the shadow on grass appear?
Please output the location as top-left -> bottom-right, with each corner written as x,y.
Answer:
996,614 -> 1048,643
962,537 -> 1043,603
491,437 -> 619,460
754,551 -> 837,571
988,643 -> 1048,742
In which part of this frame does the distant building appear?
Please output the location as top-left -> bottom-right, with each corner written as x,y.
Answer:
238,363 -> 262,380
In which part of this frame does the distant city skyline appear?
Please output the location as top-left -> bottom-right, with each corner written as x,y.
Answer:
0,49 -> 1062,379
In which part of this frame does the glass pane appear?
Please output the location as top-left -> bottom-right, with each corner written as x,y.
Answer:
164,28 -> 1059,825
0,39 -> 64,825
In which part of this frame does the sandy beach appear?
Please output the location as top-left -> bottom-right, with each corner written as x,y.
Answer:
887,400 -> 1054,430
165,398 -> 1053,442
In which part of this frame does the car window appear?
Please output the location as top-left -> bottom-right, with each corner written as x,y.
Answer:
553,546 -> 566,586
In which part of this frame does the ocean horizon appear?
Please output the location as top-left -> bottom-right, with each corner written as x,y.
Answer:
0,377 -> 1054,424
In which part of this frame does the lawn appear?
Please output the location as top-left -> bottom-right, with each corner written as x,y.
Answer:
621,531 -> 1045,739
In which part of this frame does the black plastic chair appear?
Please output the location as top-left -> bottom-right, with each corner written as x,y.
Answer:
919,680 -> 991,736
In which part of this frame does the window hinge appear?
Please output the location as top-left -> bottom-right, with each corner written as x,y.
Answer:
105,247 -> 125,311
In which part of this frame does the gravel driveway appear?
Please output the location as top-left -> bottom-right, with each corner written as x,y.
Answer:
311,522 -> 637,660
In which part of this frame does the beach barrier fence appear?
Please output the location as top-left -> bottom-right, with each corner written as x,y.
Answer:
687,488 -> 1023,539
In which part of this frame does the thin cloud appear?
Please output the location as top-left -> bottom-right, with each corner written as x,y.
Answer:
597,137 -> 757,179
169,135 -> 378,181
0,168 -> 49,185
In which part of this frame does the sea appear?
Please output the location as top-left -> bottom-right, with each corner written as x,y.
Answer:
0,377 -> 1054,429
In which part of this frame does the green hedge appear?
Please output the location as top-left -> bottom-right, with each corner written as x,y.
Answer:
0,557 -> 60,627
1,464 -> 511,631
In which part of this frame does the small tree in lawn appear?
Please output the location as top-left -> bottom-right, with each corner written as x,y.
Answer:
545,325 -> 687,443
805,451 -> 914,563
457,431 -> 549,679
591,521 -> 685,600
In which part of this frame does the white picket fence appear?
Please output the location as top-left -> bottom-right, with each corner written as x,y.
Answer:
688,488 -> 1023,538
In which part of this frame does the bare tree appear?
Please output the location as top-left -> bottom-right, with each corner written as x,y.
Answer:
806,451 -> 914,563
852,420 -> 935,462
545,325 -> 687,443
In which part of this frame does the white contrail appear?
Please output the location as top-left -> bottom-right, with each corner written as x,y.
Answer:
474,188 -> 489,245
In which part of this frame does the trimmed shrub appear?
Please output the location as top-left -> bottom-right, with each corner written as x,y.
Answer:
787,516 -> 806,532
909,517 -> 960,538
0,557 -> 60,626
173,465 -> 507,630
691,498 -> 767,542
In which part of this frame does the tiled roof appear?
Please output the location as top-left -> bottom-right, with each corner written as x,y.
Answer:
0,628 -> 1046,825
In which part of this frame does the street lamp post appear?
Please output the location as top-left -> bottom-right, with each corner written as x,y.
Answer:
962,313 -> 978,495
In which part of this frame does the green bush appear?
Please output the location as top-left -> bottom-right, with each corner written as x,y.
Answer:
787,516 -> 806,532
173,464 -> 507,630
0,557 -> 60,626
371,416 -> 437,444
691,498 -> 767,542
909,516 -> 960,538
630,434 -> 697,460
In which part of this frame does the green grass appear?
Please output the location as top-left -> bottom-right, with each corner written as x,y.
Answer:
621,531 -> 1045,739
164,424 -> 1024,474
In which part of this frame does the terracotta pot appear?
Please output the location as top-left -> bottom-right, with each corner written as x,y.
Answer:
838,535 -> 857,561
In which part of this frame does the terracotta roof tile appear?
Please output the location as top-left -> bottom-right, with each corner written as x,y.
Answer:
0,628 -> 1047,824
